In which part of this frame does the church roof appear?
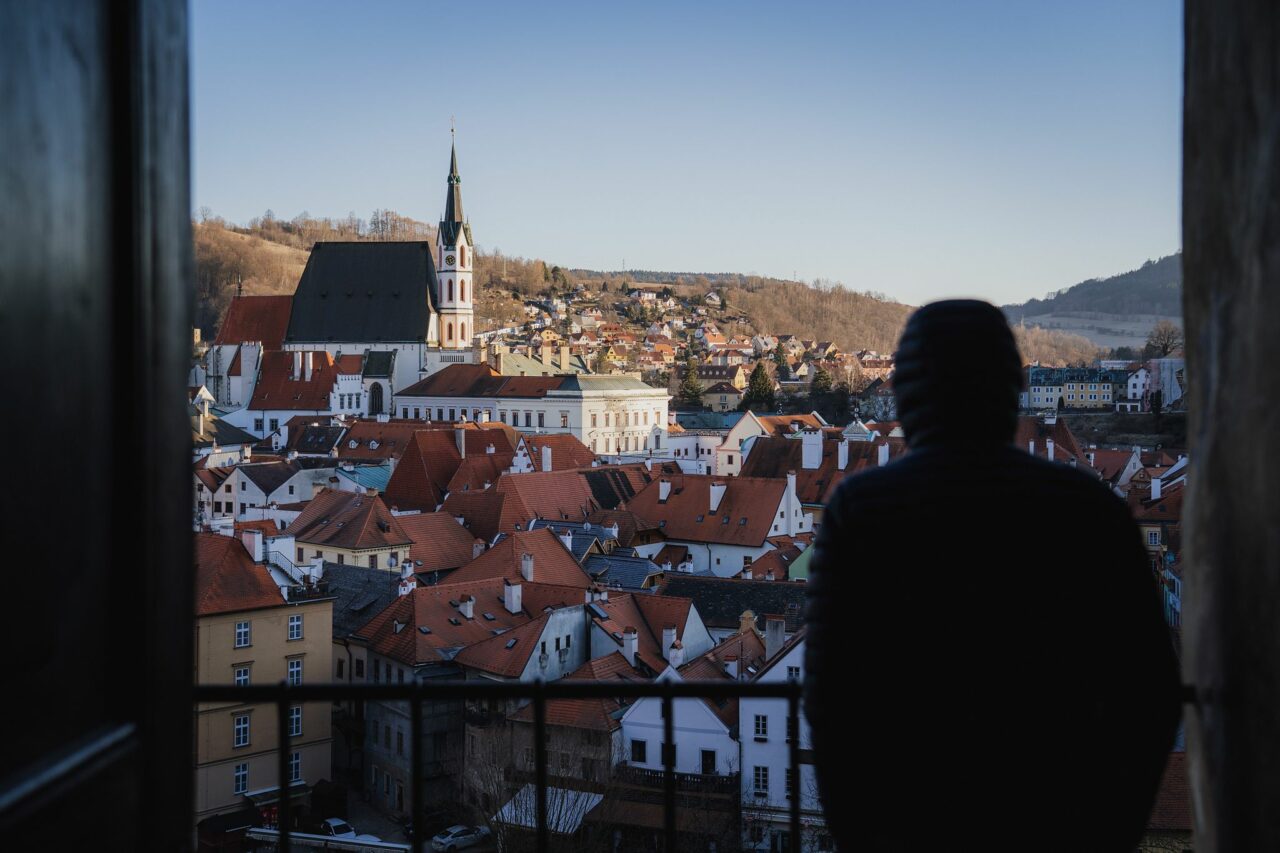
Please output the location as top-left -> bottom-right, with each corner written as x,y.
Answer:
284,241 -> 440,344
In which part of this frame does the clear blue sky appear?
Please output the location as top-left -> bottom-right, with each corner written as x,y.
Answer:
192,0 -> 1182,306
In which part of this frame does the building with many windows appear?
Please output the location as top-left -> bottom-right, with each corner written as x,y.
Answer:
193,531 -> 334,834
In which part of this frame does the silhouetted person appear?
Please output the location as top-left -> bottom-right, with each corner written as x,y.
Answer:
804,300 -> 1181,852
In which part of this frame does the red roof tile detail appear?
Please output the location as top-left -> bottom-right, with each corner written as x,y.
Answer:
248,350 -> 339,412
624,474 -> 787,547
446,528 -> 591,588
213,295 -> 294,349
395,511 -> 481,573
195,532 -> 284,616
284,488 -> 412,551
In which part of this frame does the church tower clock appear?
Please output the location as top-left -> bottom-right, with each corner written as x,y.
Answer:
436,135 -> 474,350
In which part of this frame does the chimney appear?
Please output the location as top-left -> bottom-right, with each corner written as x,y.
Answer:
310,556 -> 324,582
472,539 -> 485,560
520,552 -> 535,582
503,578 -> 523,614
198,410 -> 205,437
201,398 -> 211,418
376,412 -> 390,423
304,351 -> 314,382
1152,478 -> 1162,500
837,439 -> 849,471
478,410 -> 490,423
558,529 -> 574,553
459,594 -> 475,620
658,479 -> 672,501
455,426 -> 466,458
662,561 -> 673,574
559,344 -> 570,369
541,445 -> 552,472
622,627 -> 638,667
662,626 -> 677,660
765,614 -> 785,661
786,470 -> 797,496
709,481 -> 727,513
765,570 -> 775,582
365,486 -> 378,497
400,560 -> 415,580
607,522 -> 620,540
739,610 -> 757,635
286,449 -> 298,462
877,443 -> 890,467
241,528 -> 264,563
801,429 -> 822,470
724,655 -> 740,680
668,640 -> 684,668
741,566 -> 753,580
486,443 -> 495,455
541,342 -> 553,365
1046,438 -> 1055,461
292,351 -> 303,379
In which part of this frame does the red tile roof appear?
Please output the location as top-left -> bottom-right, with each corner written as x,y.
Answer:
446,528 -> 592,588
452,613 -> 552,677
1013,415 -> 1085,462
589,592 -> 694,673
440,490 -> 508,543
213,295 -> 294,349
285,488 -> 412,551
355,578 -> 583,667
397,363 -> 564,399
519,433 -> 597,470
755,413 -> 825,436
586,509 -> 660,548
738,435 -> 907,505
248,350 -> 339,412
195,532 -> 284,616
623,474 -> 787,547
395,511 -> 481,573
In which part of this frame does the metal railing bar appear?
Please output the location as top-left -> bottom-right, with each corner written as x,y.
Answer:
410,692 -> 423,853
277,682 -> 291,852
194,680 -> 804,703
533,679 -> 549,853
661,694 -> 675,852
0,723 -> 136,818
788,692 -> 800,853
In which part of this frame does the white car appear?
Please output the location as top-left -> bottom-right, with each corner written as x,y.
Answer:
320,818 -> 358,839
431,823 -> 490,851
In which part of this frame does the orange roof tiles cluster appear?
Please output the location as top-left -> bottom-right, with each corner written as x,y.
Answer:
624,474 -> 788,547
195,532 -> 284,616
248,350 -> 341,412
446,528 -> 592,588
285,488 -> 412,550
212,295 -> 294,349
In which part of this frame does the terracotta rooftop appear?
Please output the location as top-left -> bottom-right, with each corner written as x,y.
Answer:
248,350 -> 340,412
395,511 -> 481,574
624,473 -> 788,547
285,488 -> 412,551
212,295 -> 293,349
195,532 -> 284,616
446,528 -> 593,589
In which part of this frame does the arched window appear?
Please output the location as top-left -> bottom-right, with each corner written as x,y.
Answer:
447,280 -> 453,302
459,244 -> 467,267
460,322 -> 467,341
460,280 -> 466,302
447,322 -> 453,343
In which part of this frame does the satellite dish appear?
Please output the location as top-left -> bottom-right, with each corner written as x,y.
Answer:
387,555 -> 397,568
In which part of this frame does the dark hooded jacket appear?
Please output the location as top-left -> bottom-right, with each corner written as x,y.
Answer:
803,300 -> 1181,851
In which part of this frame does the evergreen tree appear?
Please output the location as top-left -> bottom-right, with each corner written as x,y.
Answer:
773,346 -> 791,380
811,365 -> 834,395
741,361 -> 776,412
678,355 -> 705,403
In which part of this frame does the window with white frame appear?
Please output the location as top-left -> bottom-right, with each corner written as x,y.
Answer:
753,765 -> 769,794
289,705 -> 302,737
233,714 -> 249,748
754,714 -> 768,740
234,665 -> 249,687
288,614 -> 303,641
288,658 -> 302,686
787,666 -> 801,682
289,751 -> 301,783
234,620 -> 250,648
233,762 -> 248,795
1148,531 -> 1160,546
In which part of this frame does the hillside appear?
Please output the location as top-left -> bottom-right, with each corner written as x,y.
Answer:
1002,253 -> 1182,350
193,212 -> 1109,367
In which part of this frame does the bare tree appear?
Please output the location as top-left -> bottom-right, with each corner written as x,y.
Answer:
1145,319 -> 1185,357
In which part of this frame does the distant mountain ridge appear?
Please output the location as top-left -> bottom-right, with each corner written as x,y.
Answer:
1003,253 -> 1182,321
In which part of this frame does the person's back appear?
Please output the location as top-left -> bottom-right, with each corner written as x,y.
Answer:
803,301 -> 1181,851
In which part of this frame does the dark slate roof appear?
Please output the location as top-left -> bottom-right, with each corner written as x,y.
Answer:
363,350 -> 397,378
528,519 -> 619,562
580,468 -> 645,510
191,405 -> 258,448
293,424 -> 347,455
583,554 -> 663,591
284,242 -> 440,344
238,460 -> 302,495
673,411 -> 745,431
322,561 -> 403,638
660,574 -> 806,632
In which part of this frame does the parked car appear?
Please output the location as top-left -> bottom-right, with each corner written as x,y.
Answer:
431,824 -> 490,851
319,818 -> 358,839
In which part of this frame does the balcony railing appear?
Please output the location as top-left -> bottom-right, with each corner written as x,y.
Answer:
195,679 -> 805,853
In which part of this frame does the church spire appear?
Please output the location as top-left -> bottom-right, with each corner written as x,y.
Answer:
441,134 -> 465,244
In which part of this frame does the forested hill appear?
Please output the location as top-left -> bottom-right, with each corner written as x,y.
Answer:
1003,253 -> 1182,321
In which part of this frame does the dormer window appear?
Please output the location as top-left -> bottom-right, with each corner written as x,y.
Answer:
349,439 -> 358,449
369,440 -> 379,450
